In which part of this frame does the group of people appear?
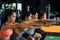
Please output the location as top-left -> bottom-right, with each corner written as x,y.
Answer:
22,0 -> 49,21
0,9 -> 46,40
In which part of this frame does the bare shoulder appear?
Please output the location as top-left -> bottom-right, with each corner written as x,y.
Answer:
1,23 -> 7,31
1,22 -> 17,30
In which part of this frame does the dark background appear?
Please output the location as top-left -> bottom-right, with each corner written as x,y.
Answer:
50,0 -> 60,12
0,0 -> 60,12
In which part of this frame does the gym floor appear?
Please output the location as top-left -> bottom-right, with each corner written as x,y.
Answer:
41,25 -> 60,40
45,35 -> 60,40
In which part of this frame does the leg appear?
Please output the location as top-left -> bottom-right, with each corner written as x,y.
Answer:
10,31 -> 19,40
35,28 -> 46,40
33,32 -> 42,40
22,28 -> 35,40
27,36 -> 34,40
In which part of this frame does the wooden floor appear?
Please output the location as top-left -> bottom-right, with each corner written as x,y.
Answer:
41,25 -> 60,33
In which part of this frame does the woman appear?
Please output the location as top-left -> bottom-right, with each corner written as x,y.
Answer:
22,12 -> 46,40
10,12 -> 33,40
0,9 -> 33,40
0,9 -> 17,40
22,13 -> 43,40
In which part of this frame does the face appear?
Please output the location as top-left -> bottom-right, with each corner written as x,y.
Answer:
32,13 -> 38,19
42,13 -> 46,20
25,14 -> 32,21
28,14 -> 32,20
35,13 -> 38,19
8,12 -> 16,23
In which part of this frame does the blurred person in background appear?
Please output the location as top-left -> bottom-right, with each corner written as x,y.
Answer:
22,12 -> 46,40
22,0 -> 36,21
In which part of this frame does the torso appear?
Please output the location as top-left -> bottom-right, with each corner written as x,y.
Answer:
0,29 -> 13,40
0,22 -> 17,38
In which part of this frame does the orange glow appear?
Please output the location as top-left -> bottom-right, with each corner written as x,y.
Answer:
41,25 -> 60,33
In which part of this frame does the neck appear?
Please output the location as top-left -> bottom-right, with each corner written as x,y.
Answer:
7,20 -> 14,24
25,18 -> 31,21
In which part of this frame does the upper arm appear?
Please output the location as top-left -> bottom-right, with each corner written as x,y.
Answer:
1,24 -> 7,31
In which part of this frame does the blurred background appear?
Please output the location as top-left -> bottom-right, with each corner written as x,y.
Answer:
0,0 -> 60,40
0,0 -> 60,24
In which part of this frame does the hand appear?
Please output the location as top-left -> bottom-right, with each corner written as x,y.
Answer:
34,33 -> 42,39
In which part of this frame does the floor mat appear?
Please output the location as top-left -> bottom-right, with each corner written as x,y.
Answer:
44,36 -> 60,40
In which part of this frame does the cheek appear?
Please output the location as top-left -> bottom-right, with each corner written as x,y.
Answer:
36,16 -> 38,18
12,17 -> 16,21
33,16 -> 36,19
10,17 -> 16,21
29,17 -> 32,20
10,17 -> 13,21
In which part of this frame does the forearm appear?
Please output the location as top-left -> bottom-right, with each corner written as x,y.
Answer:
18,24 -> 41,29
1,24 -> 18,31
17,22 -> 34,28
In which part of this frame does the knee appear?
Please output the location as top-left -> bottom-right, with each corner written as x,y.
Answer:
27,36 -> 34,40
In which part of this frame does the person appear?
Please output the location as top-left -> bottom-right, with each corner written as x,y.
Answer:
0,9 -> 34,40
22,13 -> 35,40
22,12 -> 47,40
31,12 -> 46,40
22,0 -> 36,21
34,12 -> 46,40
10,11 -> 32,40
39,11 -> 46,20
0,9 -> 17,40
10,12 -> 36,40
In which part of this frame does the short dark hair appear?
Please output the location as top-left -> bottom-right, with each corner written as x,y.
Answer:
21,12 -> 30,21
39,11 -> 46,19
